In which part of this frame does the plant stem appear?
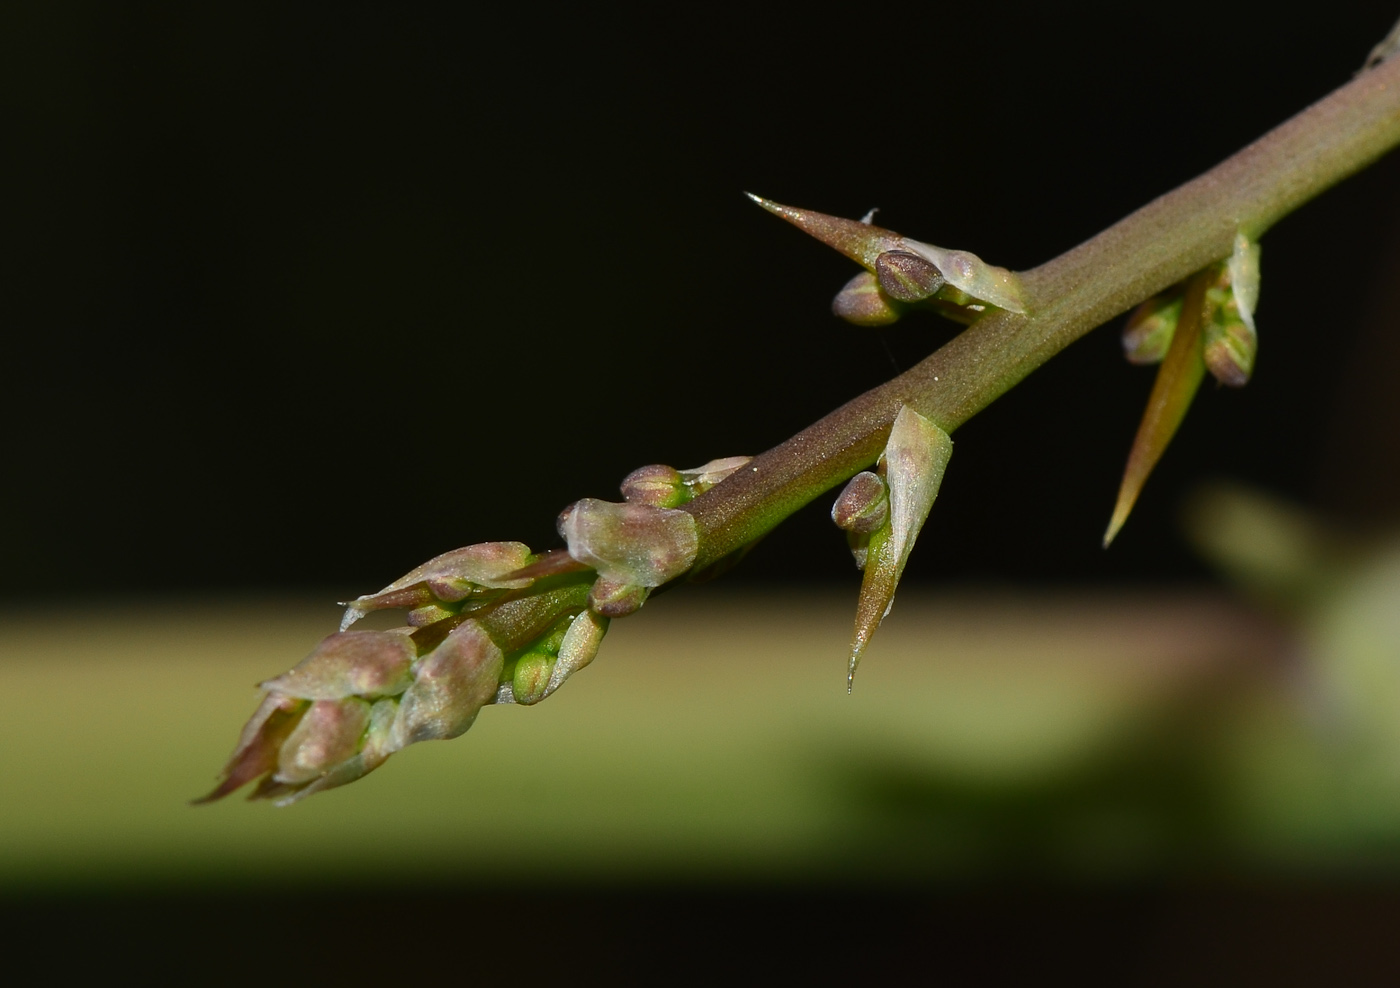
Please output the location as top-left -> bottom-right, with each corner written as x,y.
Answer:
684,54 -> 1400,568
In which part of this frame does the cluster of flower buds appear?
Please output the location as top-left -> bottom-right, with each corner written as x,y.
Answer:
199,457 -> 748,806
747,193 -> 1027,327
831,405 -> 953,688
1120,232 -> 1260,386
1106,232 -> 1261,546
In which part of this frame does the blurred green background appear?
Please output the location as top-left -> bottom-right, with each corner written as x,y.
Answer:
8,544 -> 1400,891
8,2 -> 1400,979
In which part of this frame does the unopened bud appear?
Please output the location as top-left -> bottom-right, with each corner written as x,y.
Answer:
588,578 -> 650,617
389,620 -> 503,749
1203,232 -> 1260,387
558,498 -> 698,587
407,602 -> 454,627
832,471 -> 889,534
274,697 -> 372,785
541,609 -> 609,700
1203,318 -> 1257,386
511,650 -> 557,705
832,271 -> 902,327
875,250 -> 945,302
341,541 -> 534,630
1122,294 -> 1182,365
260,629 -> 415,701
620,464 -> 688,508
193,694 -> 306,804
272,697 -> 399,805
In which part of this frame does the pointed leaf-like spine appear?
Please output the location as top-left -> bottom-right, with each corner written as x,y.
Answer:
848,405 -> 953,689
747,194 -> 1027,315
1104,267 -> 1212,546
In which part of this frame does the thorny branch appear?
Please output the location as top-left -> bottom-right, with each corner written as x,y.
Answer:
683,53 -> 1400,568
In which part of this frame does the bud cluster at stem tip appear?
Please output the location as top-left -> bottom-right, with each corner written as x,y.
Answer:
198,454 -> 749,806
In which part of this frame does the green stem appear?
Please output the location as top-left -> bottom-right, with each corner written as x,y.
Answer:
684,54 -> 1400,568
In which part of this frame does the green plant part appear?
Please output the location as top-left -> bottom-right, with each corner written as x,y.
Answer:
746,194 -> 1028,322
1106,231 -> 1262,545
844,406 -> 953,689
200,36 -> 1400,805
1203,233 -> 1262,386
1121,293 -> 1183,365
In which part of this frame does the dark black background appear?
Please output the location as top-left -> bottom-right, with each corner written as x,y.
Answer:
7,3 -> 1400,600
9,6 -> 1400,979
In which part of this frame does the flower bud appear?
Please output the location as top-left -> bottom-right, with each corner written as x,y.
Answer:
260,629 -> 415,700
1122,294 -> 1182,365
1203,318 -> 1257,387
511,650 -> 557,705
341,541 -> 535,630
832,471 -> 889,534
193,693 -> 306,804
620,464 -> 688,508
273,697 -> 400,805
588,578 -> 650,617
558,498 -> 698,587
389,620 -> 504,749
832,271 -> 902,327
541,609 -> 609,701
875,249 -> 945,303
1202,233 -> 1260,387
274,697 -> 372,785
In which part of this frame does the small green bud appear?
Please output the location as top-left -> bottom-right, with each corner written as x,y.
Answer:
620,464 -> 689,508
1202,233 -> 1261,387
260,629 -> 415,700
832,471 -> 889,534
511,650 -> 557,705
588,578 -> 650,617
1122,294 -> 1182,365
875,249 -> 945,303
407,602 -> 454,627
832,271 -> 902,327
540,609 -> 609,700
558,498 -> 698,587
1203,318 -> 1257,387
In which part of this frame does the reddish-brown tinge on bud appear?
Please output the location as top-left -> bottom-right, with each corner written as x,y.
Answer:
260,629 -> 415,700
832,471 -> 890,534
875,250 -> 945,303
831,271 -> 902,327
193,694 -> 307,804
621,464 -> 688,507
